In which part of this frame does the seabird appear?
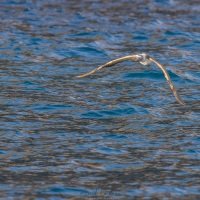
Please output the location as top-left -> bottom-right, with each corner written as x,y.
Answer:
77,53 -> 185,105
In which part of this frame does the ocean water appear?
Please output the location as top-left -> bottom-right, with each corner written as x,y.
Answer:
0,0 -> 199,199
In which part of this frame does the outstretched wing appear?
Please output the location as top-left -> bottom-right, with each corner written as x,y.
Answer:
149,56 -> 185,105
76,55 -> 140,78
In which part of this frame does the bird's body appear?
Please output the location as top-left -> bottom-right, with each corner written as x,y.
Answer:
77,53 -> 185,106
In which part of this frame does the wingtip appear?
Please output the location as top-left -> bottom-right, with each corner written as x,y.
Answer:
76,74 -> 87,78
175,93 -> 186,106
180,100 -> 186,106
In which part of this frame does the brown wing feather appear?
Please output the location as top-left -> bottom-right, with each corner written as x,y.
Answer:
149,57 -> 185,105
76,55 -> 139,78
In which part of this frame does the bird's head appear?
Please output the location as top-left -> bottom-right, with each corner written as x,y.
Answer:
138,53 -> 152,65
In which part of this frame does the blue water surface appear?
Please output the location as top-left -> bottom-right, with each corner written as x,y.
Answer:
0,0 -> 199,199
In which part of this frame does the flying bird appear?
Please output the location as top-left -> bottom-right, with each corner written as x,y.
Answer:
77,53 -> 185,105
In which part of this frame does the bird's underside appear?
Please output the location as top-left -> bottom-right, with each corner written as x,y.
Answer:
77,53 -> 185,106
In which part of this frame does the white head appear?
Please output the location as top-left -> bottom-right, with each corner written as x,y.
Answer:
138,53 -> 152,65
